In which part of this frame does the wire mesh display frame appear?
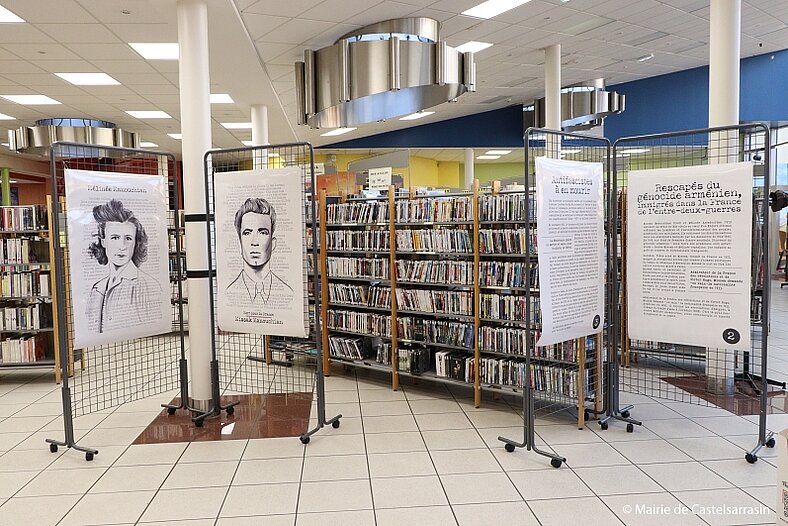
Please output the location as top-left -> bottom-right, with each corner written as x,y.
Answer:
203,143 -> 340,440
45,142 -> 186,461
611,123 -> 778,463
498,127 -> 617,467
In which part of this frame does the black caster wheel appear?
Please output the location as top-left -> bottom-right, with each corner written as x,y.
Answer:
626,423 -> 634,433
745,453 -> 757,464
550,458 -> 563,468
332,420 -> 340,429
504,443 -> 516,453
300,436 -> 310,445
621,410 -> 630,418
766,437 -> 776,448
226,406 -> 235,416
600,422 -> 609,431
85,452 -> 94,461
583,410 -> 590,421
167,407 -> 176,416
195,418 -> 204,428
49,443 -> 58,453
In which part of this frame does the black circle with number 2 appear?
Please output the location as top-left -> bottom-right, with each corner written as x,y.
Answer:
722,328 -> 740,345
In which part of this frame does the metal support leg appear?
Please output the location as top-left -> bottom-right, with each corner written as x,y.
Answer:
45,384 -> 99,461
191,360 -> 240,427
598,362 -> 642,432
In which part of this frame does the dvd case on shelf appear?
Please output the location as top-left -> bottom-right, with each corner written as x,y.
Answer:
396,289 -> 473,316
395,196 -> 472,223
397,259 -> 473,285
396,229 -> 473,253
327,256 -> 389,280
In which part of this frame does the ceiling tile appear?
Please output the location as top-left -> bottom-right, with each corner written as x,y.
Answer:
300,0 -> 383,24
0,61 -> 48,75
406,8 -> 457,22
301,23 -> 358,49
35,23 -> 120,44
493,0 -> 556,25
258,18 -> 335,45
29,60 -> 97,73
105,23 -> 178,42
266,45 -> 307,66
2,73 -> 70,87
1,43 -> 82,61
0,24 -> 56,45
240,13 -> 290,40
90,60 -> 157,74
12,0 -> 97,23
65,43 -> 141,61
265,64 -> 295,81
242,0 -> 316,18
344,2 -> 422,26
73,0 -> 176,24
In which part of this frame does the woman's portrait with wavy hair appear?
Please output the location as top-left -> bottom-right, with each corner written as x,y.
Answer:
85,199 -> 160,334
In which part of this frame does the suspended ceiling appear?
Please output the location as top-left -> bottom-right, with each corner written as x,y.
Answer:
0,0 -> 785,159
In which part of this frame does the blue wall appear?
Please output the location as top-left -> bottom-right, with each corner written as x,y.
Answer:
605,49 -> 788,141
325,105 -> 524,149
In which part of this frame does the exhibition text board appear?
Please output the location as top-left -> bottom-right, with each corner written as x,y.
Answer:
627,162 -> 753,350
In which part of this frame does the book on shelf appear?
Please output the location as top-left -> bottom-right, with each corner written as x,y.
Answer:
479,228 -> 535,254
327,256 -> 389,280
397,345 -> 431,373
326,201 -> 389,224
480,293 -> 540,322
328,283 -> 391,308
328,335 -> 370,360
327,230 -> 389,251
0,237 -> 44,265
0,271 -> 49,298
395,288 -> 473,316
478,193 -> 534,222
0,334 -> 46,364
397,317 -> 474,349
397,259 -> 473,285
395,229 -> 472,253
0,205 -> 47,232
478,357 -> 590,398
395,196 -> 472,223
435,351 -> 474,383
480,261 -> 537,288
376,341 -> 391,365
327,309 -> 392,337
1,303 -> 51,331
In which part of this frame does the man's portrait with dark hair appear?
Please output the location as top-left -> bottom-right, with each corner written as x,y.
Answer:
85,199 -> 161,333
226,197 -> 294,304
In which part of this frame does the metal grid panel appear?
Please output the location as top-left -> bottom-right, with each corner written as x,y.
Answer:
204,145 -> 318,398
50,143 -> 185,418
614,125 -> 772,417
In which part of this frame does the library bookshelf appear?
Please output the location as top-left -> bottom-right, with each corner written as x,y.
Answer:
317,182 -> 603,425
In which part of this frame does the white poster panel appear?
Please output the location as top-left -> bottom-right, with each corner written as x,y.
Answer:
627,162 -> 753,349
65,169 -> 171,349
215,167 -> 307,336
368,167 -> 392,191
535,157 -> 605,346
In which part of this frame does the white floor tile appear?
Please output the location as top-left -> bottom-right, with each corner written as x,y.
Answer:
558,442 -> 632,468
537,424 -> 605,445
115,442 -> 187,466
490,447 -> 558,472
0,432 -> 31,451
233,457 -> 303,485
181,439 -> 248,463
528,496 -> 623,526
140,486 -> 228,522
371,474 -> 448,509
741,485 -> 776,511
672,488 -> 775,526
573,465 -> 663,496
95,411 -> 158,429
79,427 -> 143,447
626,403 -> 683,420
509,468 -> 594,500
421,429 -> 485,451
364,431 -> 426,454
162,459 -> 238,489
298,479 -> 373,513
17,466 -> 106,496
361,414 -> 418,434
441,472 -> 521,505
0,493 -> 81,526
603,492 -> 708,526
694,415 -> 760,436
0,448 -> 61,472
376,505 -> 457,526
703,458 -> 778,487
244,437 -> 305,460
48,445 -> 127,470
296,509 -> 375,526
639,462 -> 733,492
60,490 -> 155,526
643,418 -> 717,440
0,469 -> 38,498
357,389 -> 406,403
454,501 -> 540,526
368,451 -> 436,478
407,398 -> 463,414
216,515 -> 295,526
430,448 -> 501,475
304,433 -> 366,457
92,463 -> 173,493
302,453 -> 368,481
609,439 -> 693,465
465,410 -> 524,429
670,436 -> 747,461
359,400 -> 412,417
220,483 -> 300,517
414,412 -> 474,431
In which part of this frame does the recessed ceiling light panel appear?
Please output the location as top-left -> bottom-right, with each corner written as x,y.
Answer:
399,111 -> 435,121
0,113 -> 15,120
485,150 -> 511,155
1,95 -> 61,105
129,43 -> 179,60
126,110 -> 172,119
476,155 -> 500,160
168,133 -> 182,140
55,72 -> 120,86
221,122 -> 253,129
455,41 -> 493,53
140,141 -> 159,148
0,5 -> 24,23
462,0 -> 532,20
210,93 -> 234,104
320,127 -> 357,137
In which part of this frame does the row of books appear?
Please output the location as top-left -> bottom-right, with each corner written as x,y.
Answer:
328,336 -> 368,361
0,334 -> 47,364
396,259 -> 473,285
397,317 -> 474,349
480,294 -> 541,322
397,346 -> 431,374
327,309 -> 392,337
0,206 -> 47,232
478,326 -> 595,362
0,271 -> 50,298
327,256 -> 389,280
396,289 -> 473,316
376,341 -> 392,365
394,196 -> 472,223
1,304 -> 50,331
435,351 -> 474,383
0,238 -> 42,265
328,283 -> 391,308
326,202 -> 389,224
479,229 -> 535,255
478,193 -> 534,222
327,230 -> 389,251
395,229 -> 473,253
480,261 -> 537,288
479,358 -> 589,397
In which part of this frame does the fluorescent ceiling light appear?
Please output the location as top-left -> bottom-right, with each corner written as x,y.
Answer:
55,72 -> 120,86
455,41 -> 493,53
0,95 -> 61,105
221,122 -> 252,129
399,111 -> 435,121
0,5 -> 24,23
320,127 -> 356,137
637,53 -> 654,62
210,93 -> 234,104
140,141 -> 159,148
0,113 -> 14,120
126,110 -> 172,119
462,0 -> 531,19
168,133 -> 182,140
477,155 -> 500,160
241,140 -> 254,146
1,143 -> 9,147
620,148 -> 650,154
485,150 -> 511,155
129,42 -> 179,60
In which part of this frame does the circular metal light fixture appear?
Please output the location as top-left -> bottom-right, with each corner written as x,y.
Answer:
8,118 -> 139,157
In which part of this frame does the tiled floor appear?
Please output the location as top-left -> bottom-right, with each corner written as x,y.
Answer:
0,283 -> 786,525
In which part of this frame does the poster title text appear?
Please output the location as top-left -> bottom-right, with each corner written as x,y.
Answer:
636,180 -> 742,215
551,174 -> 592,195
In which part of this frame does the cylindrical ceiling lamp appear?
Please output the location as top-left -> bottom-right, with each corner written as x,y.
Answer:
9,118 -> 139,157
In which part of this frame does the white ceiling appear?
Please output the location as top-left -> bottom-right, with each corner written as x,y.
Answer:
0,0 -> 785,158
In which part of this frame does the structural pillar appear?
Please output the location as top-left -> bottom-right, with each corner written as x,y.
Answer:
0,168 -> 10,206
464,148 -> 474,189
544,44 -> 561,158
177,0 -> 213,409
251,104 -> 269,170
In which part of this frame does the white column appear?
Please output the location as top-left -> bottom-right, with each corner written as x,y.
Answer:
251,104 -> 269,146
464,148 -> 474,189
708,0 -> 741,164
544,44 -> 561,158
177,0 -> 213,409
